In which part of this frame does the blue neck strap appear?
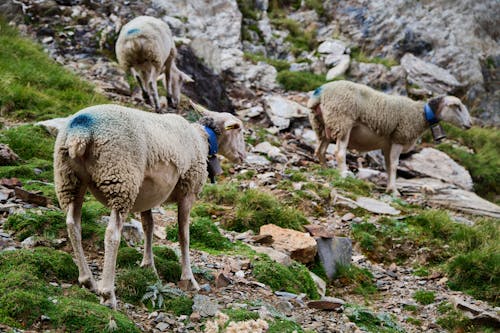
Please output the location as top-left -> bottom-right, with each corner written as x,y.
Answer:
204,126 -> 218,156
424,103 -> 439,125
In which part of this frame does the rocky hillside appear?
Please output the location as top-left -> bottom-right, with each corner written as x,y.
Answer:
0,1 -> 499,332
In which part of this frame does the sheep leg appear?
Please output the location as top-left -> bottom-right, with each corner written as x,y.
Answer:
66,189 -> 97,291
384,143 -> 403,195
315,138 -> 329,166
335,128 -> 352,178
98,208 -> 126,309
177,193 -> 200,290
131,68 -> 150,105
140,209 -> 157,275
148,67 -> 162,113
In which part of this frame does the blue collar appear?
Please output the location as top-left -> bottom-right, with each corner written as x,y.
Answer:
204,126 -> 218,156
424,103 -> 439,125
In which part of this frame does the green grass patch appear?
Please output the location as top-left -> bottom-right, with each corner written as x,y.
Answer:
201,182 -> 241,205
252,256 -> 319,300
345,305 -> 404,333
351,211 -> 499,305
224,308 -> 260,322
412,290 -> 435,305
435,125 -> 500,203
334,264 -> 377,297
166,216 -> 232,250
271,18 -> 317,55
435,301 -> 496,332
163,296 -> 194,316
244,52 -> 290,72
277,70 -> 326,92
267,319 -> 304,333
351,47 -> 398,69
115,267 -> 159,304
0,17 -> 107,121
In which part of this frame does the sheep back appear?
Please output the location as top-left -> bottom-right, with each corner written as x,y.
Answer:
318,81 -> 425,145
54,105 -> 207,211
116,16 -> 173,71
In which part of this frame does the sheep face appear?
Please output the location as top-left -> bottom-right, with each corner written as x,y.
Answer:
216,115 -> 247,164
435,96 -> 472,130
169,67 -> 194,108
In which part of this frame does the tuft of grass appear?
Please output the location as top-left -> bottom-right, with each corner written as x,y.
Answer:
351,47 -> 398,69
201,183 -> 241,205
5,210 -> 66,241
277,70 -> 326,92
117,247 -> 142,268
252,256 -> 319,300
436,125 -> 500,203
334,264 -> 377,297
163,296 -> 194,316
115,267 -> 159,304
412,290 -> 435,305
0,17 -> 107,121
271,17 -> 318,55
166,216 -> 232,250
244,52 -> 290,72
346,305 -> 404,333
267,319 -> 304,333
224,308 -> 260,322
226,189 -> 308,233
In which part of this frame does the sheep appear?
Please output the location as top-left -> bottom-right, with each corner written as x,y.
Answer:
307,80 -> 472,194
54,101 -> 246,308
115,15 -> 193,112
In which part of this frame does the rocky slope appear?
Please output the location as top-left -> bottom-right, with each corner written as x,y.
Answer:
0,1 -> 499,333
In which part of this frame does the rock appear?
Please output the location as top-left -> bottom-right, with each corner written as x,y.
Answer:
260,224 -> 317,264
451,297 -> 500,327
37,117 -> 69,137
14,187 -> 52,207
155,322 -> 170,331
307,297 -> 345,310
244,153 -> 271,166
318,39 -> 346,55
153,224 -> 166,240
0,144 -> 19,166
309,271 -> 326,297
0,188 -> 13,202
0,178 -> 22,189
192,295 -> 218,317
189,312 -> 201,322
249,245 -> 292,266
237,105 -> 264,119
326,54 -> 350,81
399,148 -> 473,190
401,53 -> 462,94
21,236 -> 36,248
252,234 -> 274,245
289,62 -> 311,72
355,197 -> 400,215
316,237 -> 352,280
276,300 -> 294,314
264,95 -> 310,130
303,225 -> 336,238
397,178 -> 500,218
122,219 -> 144,245
215,272 -> 231,288
253,142 -> 280,155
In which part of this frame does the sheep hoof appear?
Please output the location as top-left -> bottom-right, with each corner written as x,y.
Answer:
386,188 -> 400,197
79,275 -> 97,292
178,278 -> 200,291
140,261 -> 158,277
98,287 -> 117,310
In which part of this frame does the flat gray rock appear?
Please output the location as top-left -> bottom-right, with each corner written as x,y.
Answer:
355,197 -> 400,215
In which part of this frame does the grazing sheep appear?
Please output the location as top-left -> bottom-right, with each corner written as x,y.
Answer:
54,102 -> 246,308
308,80 -> 471,194
116,16 -> 193,112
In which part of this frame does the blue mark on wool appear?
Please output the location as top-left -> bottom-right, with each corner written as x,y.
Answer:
313,86 -> 323,96
69,114 -> 94,129
126,28 -> 140,36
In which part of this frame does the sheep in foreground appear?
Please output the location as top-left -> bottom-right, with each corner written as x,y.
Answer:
308,80 -> 471,194
54,102 -> 246,308
116,16 -> 193,112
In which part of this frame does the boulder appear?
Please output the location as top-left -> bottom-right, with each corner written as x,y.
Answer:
192,294 -> 218,317
249,245 -> 292,266
316,237 -> 352,280
399,148 -> 473,190
260,224 -> 317,264
325,55 -> 350,81
401,53 -> 462,94
318,39 -> 346,55
355,197 -> 400,215
264,95 -> 310,130
309,271 -> 326,297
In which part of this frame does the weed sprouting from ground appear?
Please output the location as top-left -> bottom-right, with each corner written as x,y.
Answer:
413,290 -> 436,305
277,70 -> 326,92
334,264 -> 377,297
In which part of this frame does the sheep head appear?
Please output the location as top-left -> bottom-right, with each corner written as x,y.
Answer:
191,100 -> 247,163
429,95 -> 472,130
169,64 -> 194,108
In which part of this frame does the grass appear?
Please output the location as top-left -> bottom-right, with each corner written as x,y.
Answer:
435,124 -> 500,203
0,17 -> 107,121
115,267 -> 159,304
345,305 -> 404,333
334,264 -> 377,297
351,47 -> 398,69
252,256 -> 320,300
436,301 -> 497,332
244,52 -> 290,72
412,290 -> 436,305
166,216 -> 233,250
0,248 -> 138,332
351,210 -> 500,305
271,17 -> 317,56
277,70 -> 326,92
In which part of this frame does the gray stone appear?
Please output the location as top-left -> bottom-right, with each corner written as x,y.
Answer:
249,245 -> 292,266
122,219 -> 144,245
401,53 -> 462,94
264,95 -> 310,130
399,148 -> 473,190
253,142 -> 280,155
290,62 -> 311,72
155,322 -> 170,331
309,271 -> 326,297
245,153 -> 271,166
316,237 -> 353,280
355,197 -> 400,215
192,295 -> 218,317
0,144 -> 19,166
308,296 -> 345,310
318,39 -> 346,55
326,55 -> 350,80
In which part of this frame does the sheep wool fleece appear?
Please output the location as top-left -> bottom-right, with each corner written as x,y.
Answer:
313,80 -> 427,145
54,104 -> 208,212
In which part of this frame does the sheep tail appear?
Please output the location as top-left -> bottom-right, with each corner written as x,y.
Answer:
307,86 -> 323,109
65,113 -> 94,159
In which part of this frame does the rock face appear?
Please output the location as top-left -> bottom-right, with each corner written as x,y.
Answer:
400,148 -> 473,190
316,237 -> 352,280
264,95 -> 310,130
259,224 -> 317,264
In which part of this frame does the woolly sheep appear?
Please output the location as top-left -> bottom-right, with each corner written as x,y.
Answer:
116,16 -> 193,112
308,80 -> 472,194
54,102 -> 246,308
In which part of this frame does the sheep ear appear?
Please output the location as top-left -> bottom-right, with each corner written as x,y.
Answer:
224,120 -> 240,130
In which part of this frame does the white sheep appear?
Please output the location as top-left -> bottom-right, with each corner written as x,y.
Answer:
54,102 -> 246,308
308,80 -> 472,194
115,16 -> 193,112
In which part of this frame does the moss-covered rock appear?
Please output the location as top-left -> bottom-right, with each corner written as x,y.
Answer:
115,267 -> 159,304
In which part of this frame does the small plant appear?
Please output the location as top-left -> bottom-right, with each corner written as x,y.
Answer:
406,317 -> 422,326
244,52 -> 290,72
166,216 -> 232,250
413,290 -> 435,305
334,264 -> 377,297
345,305 -> 404,333
116,247 -> 142,268
277,70 -> 326,92
115,267 -> 158,304
141,282 -> 185,309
